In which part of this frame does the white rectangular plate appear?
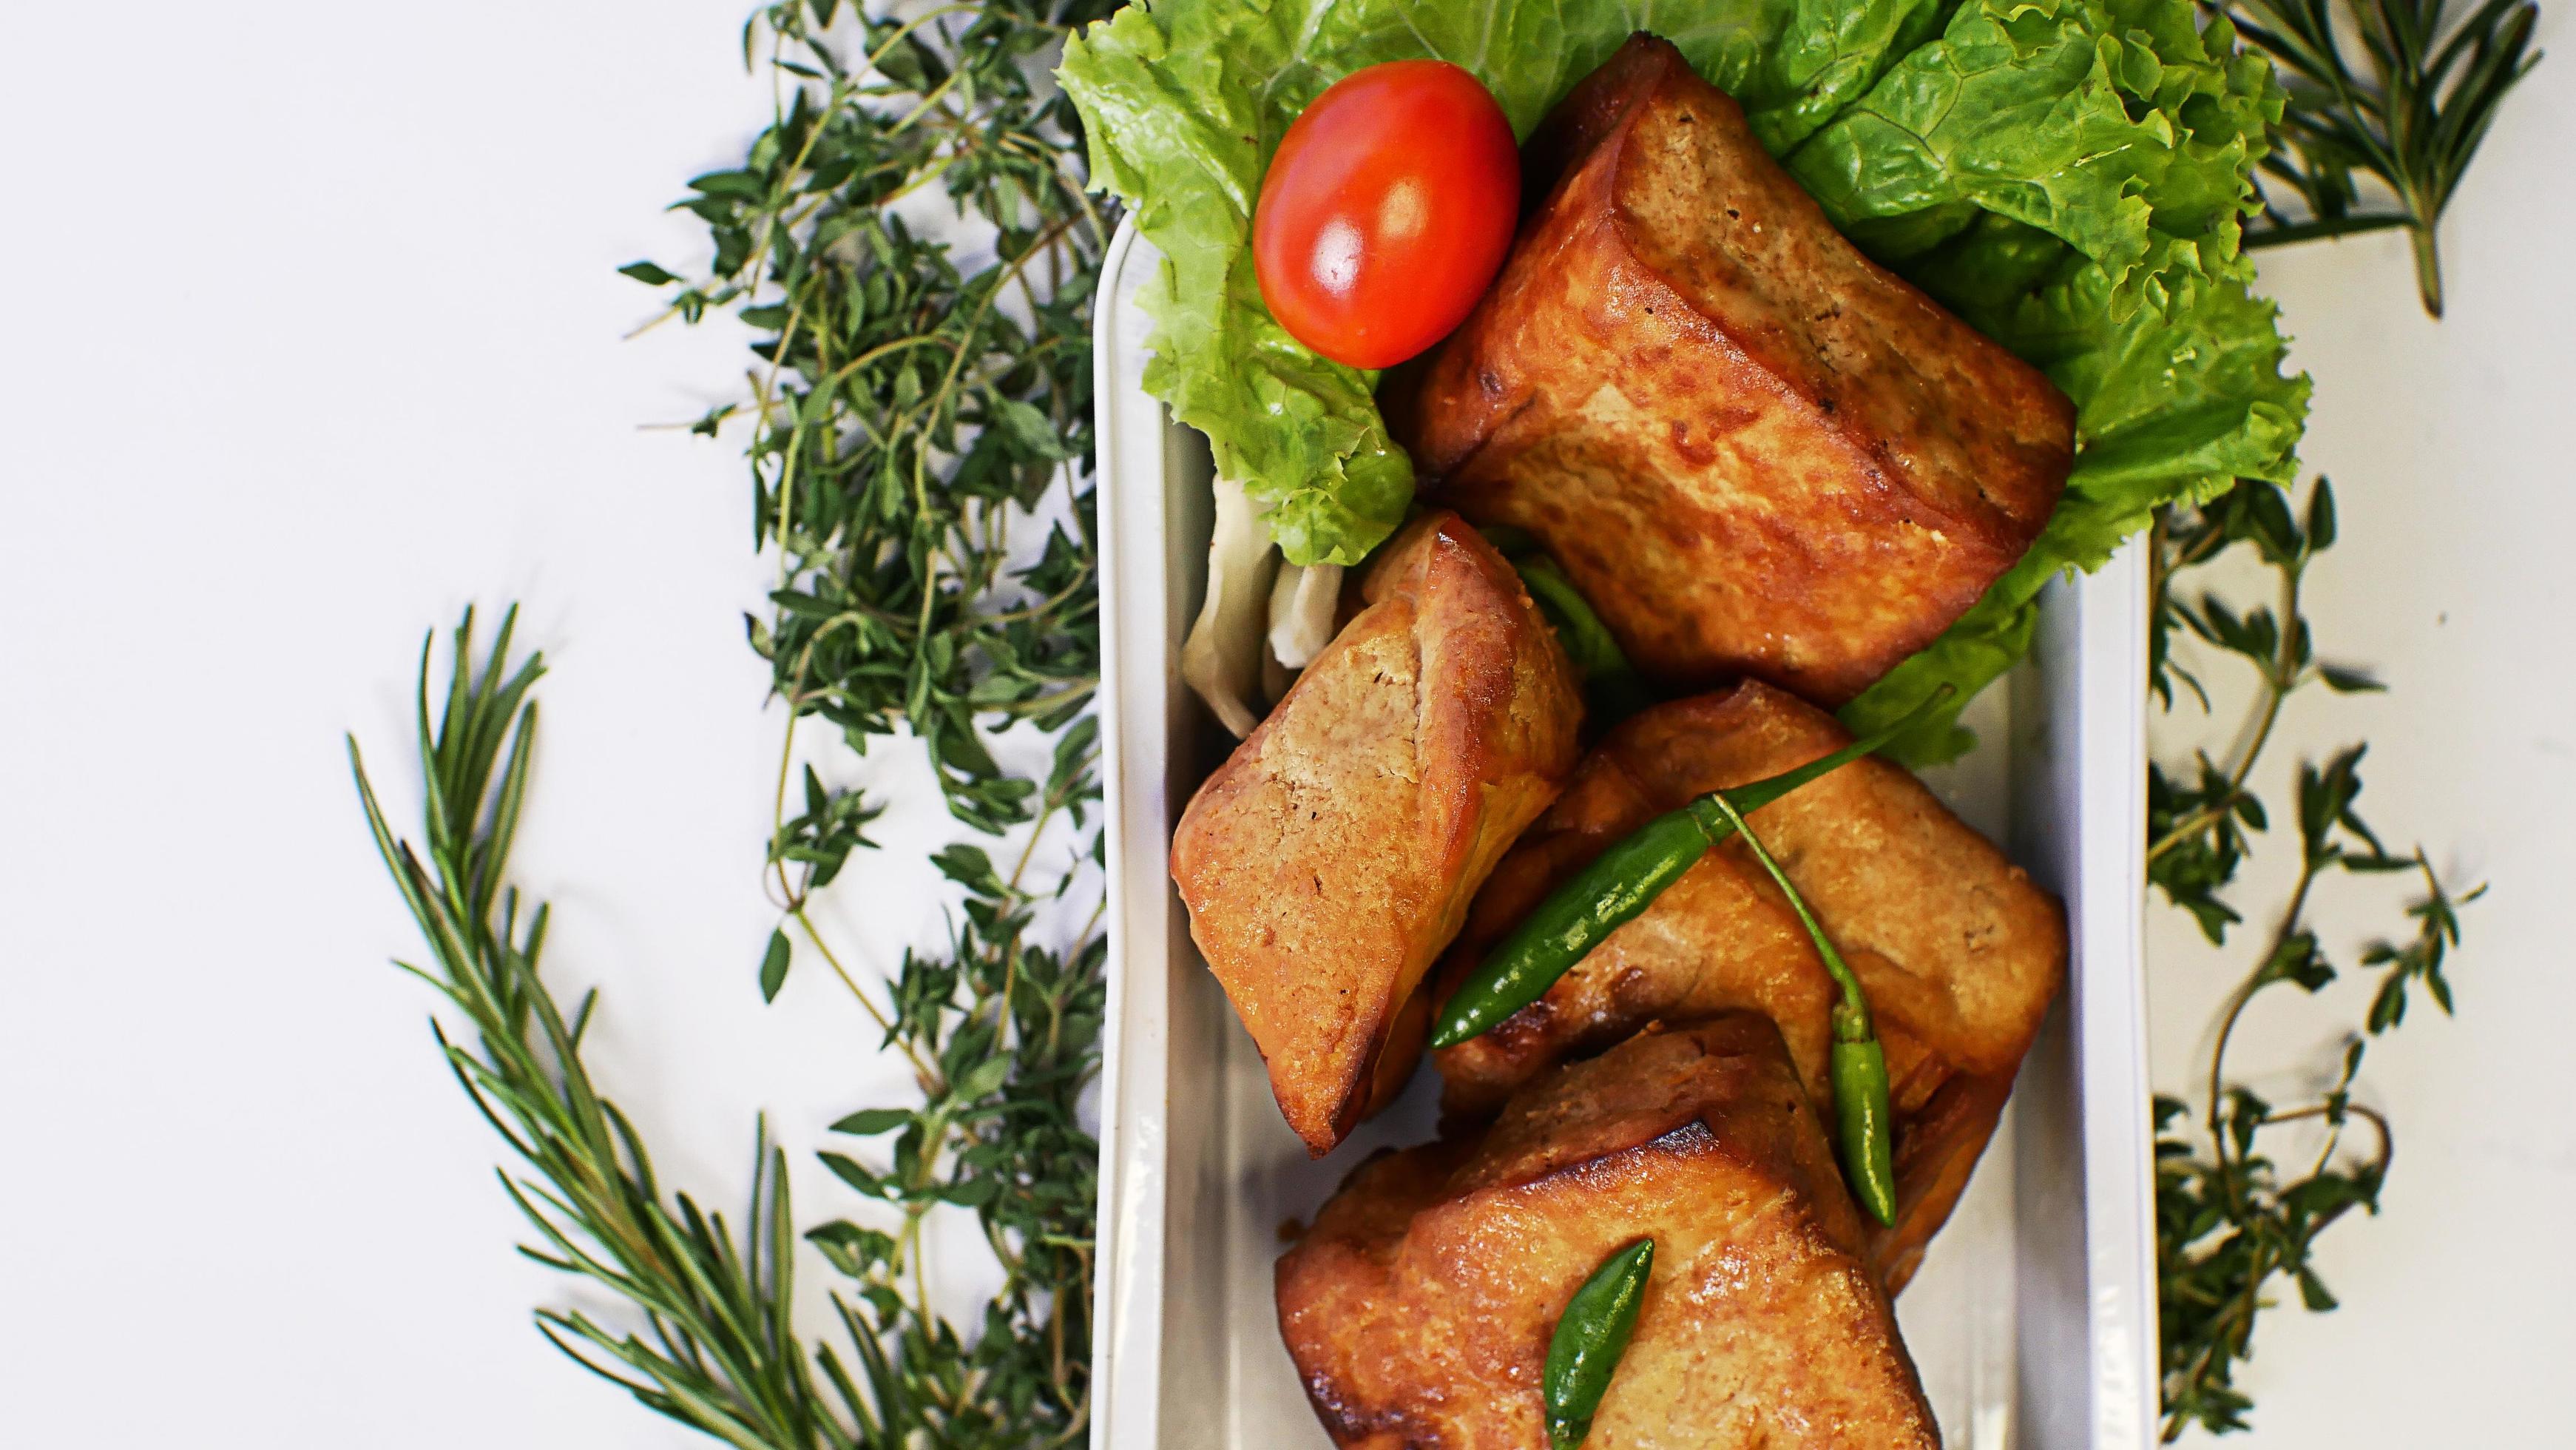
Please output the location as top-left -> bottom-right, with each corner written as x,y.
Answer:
1089,219 -> 2156,1450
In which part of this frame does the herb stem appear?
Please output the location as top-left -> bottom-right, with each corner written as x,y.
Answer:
2237,212 -> 2418,248
2410,220 -> 2446,319
2226,0 -> 2540,315
2149,555 -> 2305,863
2205,857 -> 2320,1192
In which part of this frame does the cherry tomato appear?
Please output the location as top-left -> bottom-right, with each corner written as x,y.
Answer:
1253,60 -> 1520,371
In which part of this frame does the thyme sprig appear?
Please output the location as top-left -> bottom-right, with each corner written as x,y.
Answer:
2147,479 -> 2479,1439
678,0 -> 1118,1443
675,0 -> 1114,852
653,2 -> 1118,1443
2222,0 -> 2542,315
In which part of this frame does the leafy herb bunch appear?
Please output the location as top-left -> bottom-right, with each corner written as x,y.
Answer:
655,1 -> 1123,1442
635,0 -> 1115,843
2146,478 -> 2478,1439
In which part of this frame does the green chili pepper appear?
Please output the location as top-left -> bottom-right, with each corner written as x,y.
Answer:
1703,789 -> 1898,1226
1543,1237 -> 1655,1450
1429,685 -> 1953,1051
1512,556 -> 1651,724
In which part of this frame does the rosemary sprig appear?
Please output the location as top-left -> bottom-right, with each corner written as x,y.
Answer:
352,610 -> 840,1446
2221,0 -> 2542,315
2146,479 -> 2479,1439
356,608 -> 1106,1447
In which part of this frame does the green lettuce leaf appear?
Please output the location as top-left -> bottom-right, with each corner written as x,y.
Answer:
1796,0 -> 2308,755
1060,0 -> 2307,757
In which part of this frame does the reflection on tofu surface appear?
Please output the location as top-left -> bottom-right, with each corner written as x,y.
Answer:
1172,510 -> 1584,1156
1430,681 -> 2064,1289
1278,1015 -> 1941,1448
1398,34 -> 2073,706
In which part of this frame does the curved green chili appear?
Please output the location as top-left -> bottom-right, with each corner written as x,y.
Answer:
1544,1237 -> 1655,1450
1702,789 -> 1898,1226
1430,685 -> 1953,1051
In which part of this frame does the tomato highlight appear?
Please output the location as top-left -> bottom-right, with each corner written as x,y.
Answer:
1252,60 -> 1521,371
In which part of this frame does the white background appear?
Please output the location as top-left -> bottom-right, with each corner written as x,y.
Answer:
0,1 -> 2567,1446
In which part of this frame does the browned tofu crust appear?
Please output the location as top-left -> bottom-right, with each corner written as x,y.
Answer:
1430,681 -> 2064,1289
1171,510 -> 1584,1156
1395,34 -> 2075,706
1277,1016 -> 1941,1448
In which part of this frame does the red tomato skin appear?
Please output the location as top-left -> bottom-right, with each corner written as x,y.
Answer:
1252,60 -> 1521,371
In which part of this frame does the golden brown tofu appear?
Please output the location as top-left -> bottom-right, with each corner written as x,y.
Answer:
1277,1015 -> 1941,1448
1430,681 -> 2063,1289
1171,510 -> 1583,1156
1395,34 -> 2075,706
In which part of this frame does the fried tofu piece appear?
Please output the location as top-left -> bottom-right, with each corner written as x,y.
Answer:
1171,510 -> 1583,1156
1395,34 -> 2075,706
1277,1015 -> 1941,1448
1430,681 -> 2063,1289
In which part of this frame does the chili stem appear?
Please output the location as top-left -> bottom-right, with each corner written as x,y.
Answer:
1702,793 -> 1865,1029
1702,792 -> 1899,1226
